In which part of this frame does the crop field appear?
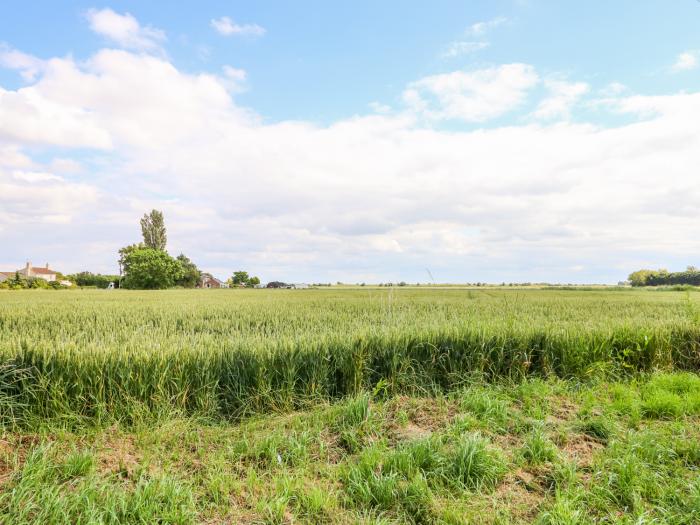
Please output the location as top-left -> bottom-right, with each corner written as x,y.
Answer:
1,288 -> 700,523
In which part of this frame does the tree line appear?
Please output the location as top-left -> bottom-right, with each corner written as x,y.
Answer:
628,267 -> 700,287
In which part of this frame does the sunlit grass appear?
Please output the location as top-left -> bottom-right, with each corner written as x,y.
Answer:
1,288 -> 700,424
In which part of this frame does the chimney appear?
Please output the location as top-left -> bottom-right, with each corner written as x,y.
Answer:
25,261 -> 32,277
46,263 -> 49,269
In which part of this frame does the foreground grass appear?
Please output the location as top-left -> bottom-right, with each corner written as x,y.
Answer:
2,372 -> 699,524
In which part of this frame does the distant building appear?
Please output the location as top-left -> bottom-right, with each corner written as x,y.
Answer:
198,274 -> 227,289
0,262 -> 60,282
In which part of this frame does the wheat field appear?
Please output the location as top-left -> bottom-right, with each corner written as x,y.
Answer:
1,287 -> 699,423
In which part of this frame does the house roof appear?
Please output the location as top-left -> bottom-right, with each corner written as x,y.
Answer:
28,267 -> 57,275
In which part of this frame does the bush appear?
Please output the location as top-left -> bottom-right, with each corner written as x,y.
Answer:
68,272 -> 119,289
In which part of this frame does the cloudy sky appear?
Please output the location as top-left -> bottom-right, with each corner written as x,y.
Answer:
1,1 -> 699,284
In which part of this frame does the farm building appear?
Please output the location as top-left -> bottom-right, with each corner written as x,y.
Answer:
198,274 -> 228,289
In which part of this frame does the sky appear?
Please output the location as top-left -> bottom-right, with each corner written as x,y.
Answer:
1,1 -> 700,284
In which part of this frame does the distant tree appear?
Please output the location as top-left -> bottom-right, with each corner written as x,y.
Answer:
121,247 -> 183,289
11,271 -> 23,287
175,254 -> 201,288
231,271 -> 250,285
229,270 -> 260,288
628,269 -> 655,287
69,272 -> 120,288
140,210 -> 167,250
628,267 -> 700,287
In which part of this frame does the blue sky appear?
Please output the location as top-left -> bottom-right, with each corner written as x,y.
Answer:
1,1 -> 700,283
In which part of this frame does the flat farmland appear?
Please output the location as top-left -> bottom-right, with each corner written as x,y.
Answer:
1,288 -> 700,524
1,288 -> 699,421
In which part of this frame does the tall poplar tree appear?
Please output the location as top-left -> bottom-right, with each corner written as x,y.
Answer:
140,209 -> 167,250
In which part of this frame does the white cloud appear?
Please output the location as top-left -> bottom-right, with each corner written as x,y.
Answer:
369,101 -> 391,114
0,45 -> 44,81
467,17 -> 507,36
0,156 -> 98,230
532,79 -> 589,120
672,51 -> 698,72
86,8 -> 166,52
600,82 -> 627,96
0,83 -> 113,148
403,63 -> 539,122
210,16 -> 266,37
221,66 -> 248,93
50,158 -> 83,174
442,41 -> 490,58
1,18 -> 700,282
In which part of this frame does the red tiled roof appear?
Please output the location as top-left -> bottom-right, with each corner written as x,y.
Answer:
29,267 -> 57,275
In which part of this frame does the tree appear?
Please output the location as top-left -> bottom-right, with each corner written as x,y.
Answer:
140,210 -> 167,250
121,247 -> 183,289
628,269 -> 654,286
231,271 -> 250,285
68,272 -> 120,288
175,254 -> 201,288
229,270 -> 261,288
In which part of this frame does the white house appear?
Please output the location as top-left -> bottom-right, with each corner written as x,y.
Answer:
1,262 -> 59,282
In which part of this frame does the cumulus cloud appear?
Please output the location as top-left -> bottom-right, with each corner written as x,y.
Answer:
0,45 -> 44,81
672,51 -> 698,72
1,18 -> 699,282
0,152 -> 99,231
220,65 -> 248,93
0,84 -> 112,148
532,79 -> 589,120
467,17 -> 507,36
442,41 -> 490,58
210,16 -> 266,37
86,8 -> 166,52
403,63 -> 539,122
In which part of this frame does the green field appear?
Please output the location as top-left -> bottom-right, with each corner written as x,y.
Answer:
1,288 -> 700,523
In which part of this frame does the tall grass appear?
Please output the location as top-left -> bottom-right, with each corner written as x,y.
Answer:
1,288 -> 700,424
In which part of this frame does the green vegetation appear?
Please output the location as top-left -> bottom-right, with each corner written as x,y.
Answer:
629,266 -> 700,287
117,210 -> 203,290
1,288 -> 700,423
229,270 -> 261,288
140,209 -> 168,251
120,247 -> 186,289
0,272 -> 68,290
1,288 -> 700,522
67,271 -> 120,289
1,374 -> 699,523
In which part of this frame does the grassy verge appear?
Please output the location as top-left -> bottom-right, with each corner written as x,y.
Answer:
2,372 -> 699,524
